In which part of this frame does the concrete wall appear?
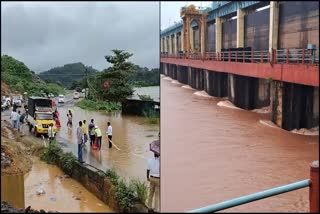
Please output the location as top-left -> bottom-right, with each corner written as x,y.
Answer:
205,70 -> 228,97
272,82 -> 319,130
278,1 -> 319,49
244,8 -> 270,50
177,66 -> 188,85
54,154 -> 147,213
228,74 -> 270,110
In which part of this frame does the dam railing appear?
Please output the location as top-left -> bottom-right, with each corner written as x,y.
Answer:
187,161 -> 318,213
161,48 -> 319,65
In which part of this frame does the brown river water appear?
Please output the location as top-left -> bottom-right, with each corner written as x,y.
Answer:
160,75 -> 319,212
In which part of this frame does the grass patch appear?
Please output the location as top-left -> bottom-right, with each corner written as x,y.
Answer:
76,99 -> 121,112
115,179 -> 136,211
105,168 -> 120,185
142,109 -> 159,125
59,152 -> 77,175
130,179 -> 148,205
40,140 -> 62,164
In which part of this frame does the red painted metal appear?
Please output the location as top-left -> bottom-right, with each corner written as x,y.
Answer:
309,161 -> 319,213
160,57 -> 319,87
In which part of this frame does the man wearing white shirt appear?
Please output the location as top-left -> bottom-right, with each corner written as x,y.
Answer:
107,122 -> 112,148
147,152 -> 160,212
10,109 -> 19,129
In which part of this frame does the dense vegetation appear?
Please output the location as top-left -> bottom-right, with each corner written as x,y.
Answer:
69,65 -> 159,91
128,66 -> 159,87
76,99 -> 121,112
38,62 -> 98,89
1,55 -> 64,96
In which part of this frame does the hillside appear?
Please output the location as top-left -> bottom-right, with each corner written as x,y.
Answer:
38,62 -> 98,89
1,55 -> 64,96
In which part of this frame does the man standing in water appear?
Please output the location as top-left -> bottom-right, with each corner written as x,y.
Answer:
10,109 -> 18,129
147,152 -> 160,212
107,122 -> 112,148
88,119 -> 95,146
95,125 -> 102,150
77,121 -> 84,163
82,120 -> 88,144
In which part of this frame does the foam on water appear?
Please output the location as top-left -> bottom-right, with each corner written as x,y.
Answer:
171,80 -> 180,84
217,100 -> 241,110
181,85 -> 193,89
260,120 -> 319,136
193,90 -> 211,98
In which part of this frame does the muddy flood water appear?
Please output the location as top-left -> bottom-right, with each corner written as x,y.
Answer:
24,158 -> 112,212
160,75 -> 319,212
53,91 -> 159,182
1,158 -> 112,212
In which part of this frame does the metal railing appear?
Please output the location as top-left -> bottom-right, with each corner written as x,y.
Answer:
188,180 -> 310,213
187,161 -> 319,213
160,48 -> 319,65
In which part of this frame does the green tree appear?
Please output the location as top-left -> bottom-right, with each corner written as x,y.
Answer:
95,50 -> 136,103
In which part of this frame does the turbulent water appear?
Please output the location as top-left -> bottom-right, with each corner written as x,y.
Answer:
160,76 -> 319,212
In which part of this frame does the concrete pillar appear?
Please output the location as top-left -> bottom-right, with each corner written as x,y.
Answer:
237,9 -> 245,48
272,82 -> 318,130
162,38 -> 165,53
188,67 -> 192,86
160,38 -> 163,53
190,26 -> 194,52
174,33 -> 178,54
271,81 -> 283,127
201,20 -> 206,55
206,71 -> 228,97
168,36 -> 172,54
269,1 -> 279,52
180,28 -> 185,52
228,74 -> 270,110
215,17 -> 222,53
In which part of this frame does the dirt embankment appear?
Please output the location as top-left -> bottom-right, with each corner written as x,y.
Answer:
1,121 -> 45,176
1,81 -> 10,96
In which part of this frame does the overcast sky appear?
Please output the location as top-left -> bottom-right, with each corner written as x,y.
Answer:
161,1 -> 212,30
1,1 -> 159,73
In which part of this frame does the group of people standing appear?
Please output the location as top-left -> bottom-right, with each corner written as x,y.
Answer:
76,118 -> 113,163
10,108 -> 27,133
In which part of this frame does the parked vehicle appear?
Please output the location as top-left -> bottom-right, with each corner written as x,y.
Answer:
1,101 -> 8,112
58,95 -> 65,103
12,94 -> 23,107
73,92 -> 80,99
48,93 -> 54,98
27,97 -> 58,137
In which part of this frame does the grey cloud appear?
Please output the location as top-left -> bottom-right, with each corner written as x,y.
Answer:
1,2 -> 160,73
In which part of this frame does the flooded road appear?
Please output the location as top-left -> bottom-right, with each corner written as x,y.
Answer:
160,75 -> 319,212
24,158 -> 112,212
55,91 -> 159,181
